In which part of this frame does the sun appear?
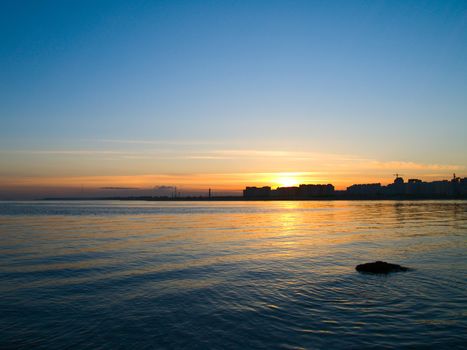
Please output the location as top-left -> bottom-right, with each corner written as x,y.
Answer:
276,176 -> 300,187
268,172 -> 311,188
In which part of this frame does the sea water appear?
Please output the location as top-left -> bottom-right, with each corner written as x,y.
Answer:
0,200 -> 466,349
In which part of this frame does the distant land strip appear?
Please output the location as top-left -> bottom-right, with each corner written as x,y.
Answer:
41,175 -> 467,201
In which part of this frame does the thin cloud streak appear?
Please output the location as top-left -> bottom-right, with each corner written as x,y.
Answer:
1,148 -> 463,171
361,160 -> 463,171
96,139 -> 223,146
0,150 -> 134,156
2,146 -> 464,166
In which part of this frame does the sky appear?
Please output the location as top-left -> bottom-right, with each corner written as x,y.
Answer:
1,0 -> 466,198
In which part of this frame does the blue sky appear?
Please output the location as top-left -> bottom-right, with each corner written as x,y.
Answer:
0,0 -> 466,196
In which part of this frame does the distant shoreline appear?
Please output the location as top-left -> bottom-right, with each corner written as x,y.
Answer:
37,196 -> 467,201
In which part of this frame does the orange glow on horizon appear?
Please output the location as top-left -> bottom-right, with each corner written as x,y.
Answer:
0,172 -> 328,191
0,171 -> 460,196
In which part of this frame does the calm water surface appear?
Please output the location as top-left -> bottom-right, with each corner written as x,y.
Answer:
0,200 -> 466,349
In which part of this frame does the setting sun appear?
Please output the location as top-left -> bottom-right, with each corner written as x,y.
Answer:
275,174 -> 300,187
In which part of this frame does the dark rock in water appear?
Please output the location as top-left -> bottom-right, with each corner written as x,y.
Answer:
356,261 -> 409,274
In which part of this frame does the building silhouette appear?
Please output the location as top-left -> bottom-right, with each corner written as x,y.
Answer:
244,175 -> 467,199
346,183 -> 382,196
244,184 -> 334,199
